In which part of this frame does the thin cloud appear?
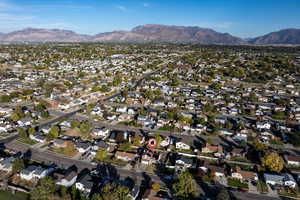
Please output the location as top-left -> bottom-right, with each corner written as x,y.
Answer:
195,22 -> 234,29
0,13 -> 35,21
0,0 -> 19,10
24,22 -> 77,30
116,5 -> 128,12
143,2 -> 150,7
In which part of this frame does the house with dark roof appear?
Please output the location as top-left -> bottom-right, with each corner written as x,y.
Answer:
175,156 -> 194,169
56,170 -> 78,187
75,173 -> 94,194
75,141 -> 92,153
286,155 -> 300,166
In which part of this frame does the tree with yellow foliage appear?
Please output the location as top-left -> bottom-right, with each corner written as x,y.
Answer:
261,152 -> 284,173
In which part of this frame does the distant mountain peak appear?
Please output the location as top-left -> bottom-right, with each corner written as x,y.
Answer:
0,25 -> 300,45
249,28 -> 300,45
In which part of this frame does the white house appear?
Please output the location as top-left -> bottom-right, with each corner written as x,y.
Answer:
176,141 -> 190,150
29,133 -> 46,143
160,137 -> 170,147
32,166 -> 55,179
56,171 -> 78,187
20,165 -> 39,180
93,127 -> 110,138
256,122 -> 271,130
116,106 -> 127,113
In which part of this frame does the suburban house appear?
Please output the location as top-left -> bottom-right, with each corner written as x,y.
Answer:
256,121 -> 271,130
29,132 -> 46,143
92,140 -> 110,152
52,139 -> 70,148
115,151 -> 136,161
175,156 -> 194,169
231,166 -> 258,182
175,141 -> 191,150
264,173 -> 297,188
286,155 -> 300,166
56,170 -> 78,187
20,166 -> 38,181
93,127 -> 110,138
202,144 -> 224,157
75,141 -> 92,153
0,157 -> 15,172
20,165 -> 55,181
75,173 -> 94,194
206,164 -> 226,177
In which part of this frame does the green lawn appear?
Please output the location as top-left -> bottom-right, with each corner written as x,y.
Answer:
227,177 -> 249,189
18,137 -> 38,145
0,190 -> 29,200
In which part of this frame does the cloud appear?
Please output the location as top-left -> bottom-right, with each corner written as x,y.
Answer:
0,0 -> 19,10
196,22 -> 234,29
24,22 -> 77,30
25,4 -> 93,11
116,5 -> 127,12
143,2 -> 150,7
214,22 -> 234,29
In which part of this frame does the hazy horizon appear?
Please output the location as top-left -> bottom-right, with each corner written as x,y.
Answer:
0,0 -> 299,38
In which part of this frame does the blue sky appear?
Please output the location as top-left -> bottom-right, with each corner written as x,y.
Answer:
0,0 -> 299,37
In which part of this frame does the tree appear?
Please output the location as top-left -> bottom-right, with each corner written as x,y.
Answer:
47,125 -> 60,141
63,142 -> 77,156
30,177 -> 56,200
79,121 -> 93,136
11,112 -> 20,122
261,152 -> 284,173
132,134 -> 141,146
58,186 -> 68,199
253,139 -> 268,151
154,134 -> 162,146
216,189 -> 230,200
173,171 -> 197,199
93,183 -> 130,200
71,119 -> 81,128
0,94 -> 11,103
17,127 -> 28,139
95,148 -> 108,161
28,127 -> 36,135
40,110 -> 49,119
12,158 -> 25,174
152,183 -> 160,192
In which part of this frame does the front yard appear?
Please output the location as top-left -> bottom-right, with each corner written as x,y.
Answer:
227,177 -> 249,189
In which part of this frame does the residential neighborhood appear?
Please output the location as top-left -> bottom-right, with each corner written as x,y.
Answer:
0,42 -> 300,200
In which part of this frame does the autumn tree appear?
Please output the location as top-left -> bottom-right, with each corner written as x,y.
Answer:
261,152 -> 284,173
46,125 -> 60,141
173,171 -> 197,199
95,148 -> 108,161
253,139 -> 268,151
92,183 -> 130,200
152,183 -> 160,192
30,177 -> 56,200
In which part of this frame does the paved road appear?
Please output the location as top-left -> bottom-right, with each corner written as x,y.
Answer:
5,140 -> 164,184
39,108 -> 82,129
231,191 -> 280,200
0,133 -> 18,144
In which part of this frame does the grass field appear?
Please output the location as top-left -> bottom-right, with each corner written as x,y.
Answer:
0,190 -> 29,200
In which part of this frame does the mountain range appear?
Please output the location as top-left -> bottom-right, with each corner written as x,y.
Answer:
0,24 -> 300,45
